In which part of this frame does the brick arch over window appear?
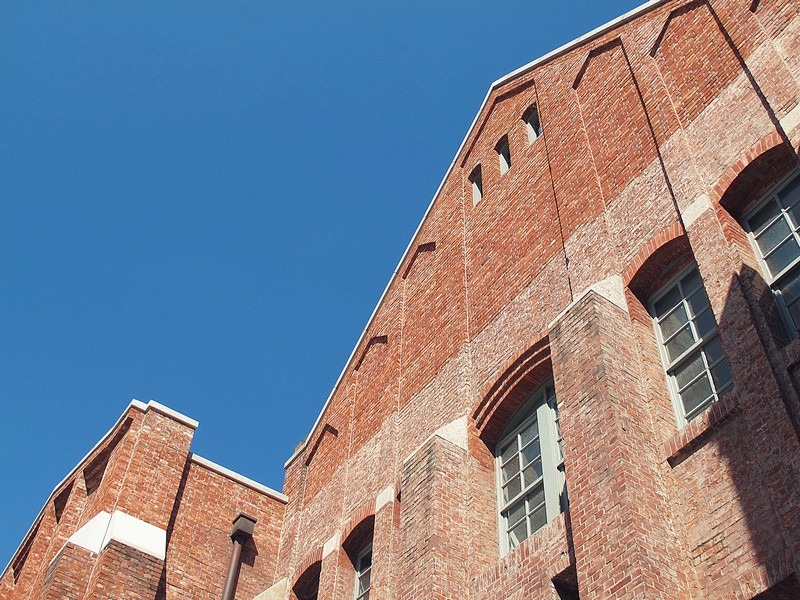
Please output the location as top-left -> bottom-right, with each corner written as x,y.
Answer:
624,224 -> 691,300
472,337 -> 552,449
292,548 -> 322,600
712,132 -> 798,216
341,509 -> 375,561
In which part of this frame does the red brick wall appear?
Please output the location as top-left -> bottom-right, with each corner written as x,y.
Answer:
1,403 -> 286,600
4,2 -> 800,599
163,460 -> 285,599
276,2 -> 800,599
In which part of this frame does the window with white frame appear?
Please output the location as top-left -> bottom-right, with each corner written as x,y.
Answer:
744,170 -> 800,337
353,545 -> 372,600
523,105 -> 542,144
496,382 -> 566,555
496,136 -> 511,175
469,165 -> 483,205
650,264 -> 733,424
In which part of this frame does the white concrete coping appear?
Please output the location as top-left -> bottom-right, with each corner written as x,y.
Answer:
782,102 -> 800,135
682,193 -> 712,228
64,509 -> 167,561
253,577 -> 289,600
375,485 -> 396,512
322,532 -> 340,558
403,416 -> 469,464
140,399 -> 199,430
190,454 -> 288,503
284,0 -> 668,470
548,274 -> 628,331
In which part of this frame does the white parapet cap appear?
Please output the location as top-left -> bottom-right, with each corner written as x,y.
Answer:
63,509 -> 167,561
1,397 -> 196,579
284,0 -> 667,469
137,399 -> 199,429
190,454 -> 288,503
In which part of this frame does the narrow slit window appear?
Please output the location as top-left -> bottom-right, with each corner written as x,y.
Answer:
469,165 -> 483,205
523,105 -> 542,144
496,136 -> 511,175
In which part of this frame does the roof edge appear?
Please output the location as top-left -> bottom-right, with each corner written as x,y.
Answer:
190,454 -> 288,503
283,0 -> 667,469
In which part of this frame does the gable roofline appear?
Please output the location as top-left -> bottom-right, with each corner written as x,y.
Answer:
1,399 -> 276,580
285,0 -> 667,468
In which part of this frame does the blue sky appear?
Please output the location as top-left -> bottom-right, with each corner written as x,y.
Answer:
1,0 -> 644,566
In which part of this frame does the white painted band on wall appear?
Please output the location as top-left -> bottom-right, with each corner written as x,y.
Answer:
323,532 -> 341,558
682,193 -> 712,228
375,485 -> 395,512
403,415 -> 469,464
67,509 -> 167,561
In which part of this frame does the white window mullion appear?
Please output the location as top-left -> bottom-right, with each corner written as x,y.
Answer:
537,399 -> 560,522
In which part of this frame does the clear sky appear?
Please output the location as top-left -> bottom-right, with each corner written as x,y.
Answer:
1,0 -> 644,567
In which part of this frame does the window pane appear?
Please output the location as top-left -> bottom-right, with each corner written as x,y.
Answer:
527,484 -> 545,511
780,175 -> 800,218
680,269 -> 702,295
665,326 -> 696,362
660,304 -> 689,339
508,519 -> 528,549
711,360 -> 733,392
521,438 -> 541,466
522,459 -> 543,487
358,571 -> 371,594
653,286 -> 682,318
686,287 -> 710,316
506,499 -> 526,528
501,456 -> 520,483
679,371 -> 713,417
704,337 -> 724,364
519,421 -> 538,446
779,269 -> 800,304
756,217 -> 792,254
499,439 -> 517,465
765,237 -> 800,276
528,501 -> 547,534
503,474 -> 521,502
693,308 -> 717,339
674,352 -> 706,389
749,199 -> 781,235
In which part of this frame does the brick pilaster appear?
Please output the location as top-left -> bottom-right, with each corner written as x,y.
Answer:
550,290 -> 688,598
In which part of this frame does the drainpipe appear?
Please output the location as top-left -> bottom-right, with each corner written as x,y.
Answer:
221,513 -> 257,600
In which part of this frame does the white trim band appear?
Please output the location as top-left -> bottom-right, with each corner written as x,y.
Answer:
190,454 -> 288,503
67,510 -> 167,561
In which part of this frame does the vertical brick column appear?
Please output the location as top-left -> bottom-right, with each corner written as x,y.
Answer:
39,543 -> 94,600
550,290 -> 687,599
318,541 -> 344,600
396,435 -> 469,600
113,408 -> 195,530
84,540 -> 163,599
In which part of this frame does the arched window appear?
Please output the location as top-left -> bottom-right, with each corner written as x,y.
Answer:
743,169 -> 800,337
495,381 -> 566,554
292,560 -> 321,600
649,263 -> 733,424
342,513 -> 374,600
522,104 -> 542,144
469,164 -> 483,205
496,135 -> 511,175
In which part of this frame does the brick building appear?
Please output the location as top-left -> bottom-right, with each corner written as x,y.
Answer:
3,0 -> 800,597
